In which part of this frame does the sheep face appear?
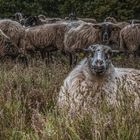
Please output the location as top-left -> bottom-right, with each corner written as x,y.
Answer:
24,16 -> 42,27
93,22 -> 120,44
68,12 -> 77,21
14,12 -> 23,21
86,44 -> 112,75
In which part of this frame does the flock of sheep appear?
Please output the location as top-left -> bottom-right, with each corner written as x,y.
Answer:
0,13 -> 139,65
0,13 -> 140,116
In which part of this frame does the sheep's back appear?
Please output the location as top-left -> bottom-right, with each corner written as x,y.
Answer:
58,59 -> 140,114
64,23 -> 100,52
25,23 -> 67,49
120,24 -> 140,51
0,19 -> 25,46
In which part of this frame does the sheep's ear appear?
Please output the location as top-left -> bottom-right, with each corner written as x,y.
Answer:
82,48 -> 91,53
82,48 -> 92,57
82,45 -> 96,57
92,24 -> 102,29
112,50 -> 125,57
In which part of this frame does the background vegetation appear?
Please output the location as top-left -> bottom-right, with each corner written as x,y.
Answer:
0,0 -> 140,21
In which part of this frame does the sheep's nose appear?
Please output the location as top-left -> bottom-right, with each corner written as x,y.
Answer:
103,32 -> 108,40
95,59 -> 104,66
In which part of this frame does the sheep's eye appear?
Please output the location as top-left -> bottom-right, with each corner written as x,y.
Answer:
105,53 -> 110,59
90,52 -> 95,57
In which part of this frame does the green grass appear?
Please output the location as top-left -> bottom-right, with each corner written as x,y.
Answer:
0,56 -> 140,140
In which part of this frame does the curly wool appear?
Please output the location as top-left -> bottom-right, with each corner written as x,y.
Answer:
58,58 -> 140,115
120,24 -> 140,52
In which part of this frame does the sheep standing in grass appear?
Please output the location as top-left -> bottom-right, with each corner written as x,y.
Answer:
58,44 -> 140,115
120,24 -> 140,56
0,29 -> 15,57
64,22 -> 121,65
64,23 -> 100,52
0,19 -> 25,56
24,22 -> 73,60
64,22 -> 122,52
24,21 -> 84,61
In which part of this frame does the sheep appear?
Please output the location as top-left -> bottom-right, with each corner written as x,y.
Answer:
120,24 -> 140,56
0,19 -> 25,56
58,44 -> 140,116
24,22 -> 67,60
64,22 -> 122,51
64,22 -> 102,65
14,12 -> 24,23
64,21 -> 122,65
0,29 -> 13,57
64,23 -> 100,52
104,16 -> 117,23
104,17 -> 129,29
24,21 -> 84,61
23,16 -> 43,27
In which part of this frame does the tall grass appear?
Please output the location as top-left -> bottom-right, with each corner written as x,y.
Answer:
0,56 -> 139,140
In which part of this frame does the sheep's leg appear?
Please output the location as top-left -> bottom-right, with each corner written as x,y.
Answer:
40,49 -> 46,60
50,52 -> 53,63
73,55 -> 78,65
69,52 -> 73,67
45,52 -> 50,65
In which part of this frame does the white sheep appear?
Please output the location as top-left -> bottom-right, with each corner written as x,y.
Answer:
58,44 -> 140,116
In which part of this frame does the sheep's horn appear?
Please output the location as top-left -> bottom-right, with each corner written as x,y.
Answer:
0,29 -> 10,40
83,45 -> 96,52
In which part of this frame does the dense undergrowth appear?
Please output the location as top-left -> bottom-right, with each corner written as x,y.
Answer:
0,55 -> 140,140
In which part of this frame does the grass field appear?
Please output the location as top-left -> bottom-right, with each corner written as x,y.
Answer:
0,55 -> 140,140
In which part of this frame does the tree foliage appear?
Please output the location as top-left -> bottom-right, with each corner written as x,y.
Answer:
0,0 -> 139,20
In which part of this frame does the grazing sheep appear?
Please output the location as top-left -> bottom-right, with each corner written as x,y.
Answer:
64,22 -> 120,65
24,23 -> 67,59
0,29 -> 14,57
64,21 -> 121,65
58,44 -> 140,115
24,21 -> 84,61
0,19 -> 25,55
120,24 -> 140,56
64,23 -> 100,52
89,21 -> 129,49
